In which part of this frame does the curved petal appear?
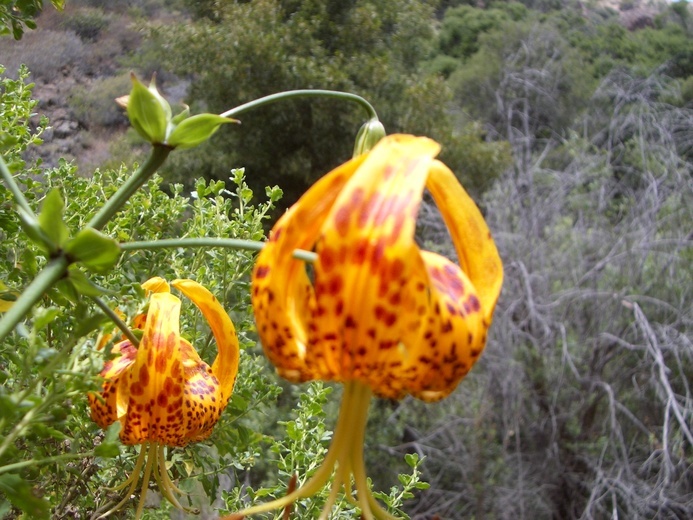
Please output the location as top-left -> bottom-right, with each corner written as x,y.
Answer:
426,160 -> 503,321
399,251 -> 487,402
252,153 -> 367,381
171,278 -> 240,406
310,135 -> 440,392
88,341 -> 137,428
142,276 -> 170,294
120,292 -> 187,446
178,338 -> 226,443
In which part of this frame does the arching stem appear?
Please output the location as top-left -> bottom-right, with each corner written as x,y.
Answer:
221,90 -> 378,122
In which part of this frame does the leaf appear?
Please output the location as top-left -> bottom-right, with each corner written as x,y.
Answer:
64,228 -> 121,274
0,132 -> 20,152
126,73 -> 168,144
166,113 -> 238,149
38,188 -> 70,249
404,452 -> 420,468
66,267 -> 109,297
0,474 -> 50,519
171,104 -> 190,125
33,306 -> 62,331
94,440 -> 120,458
17,205 -> 52,251
74,312 -> 110,338
94,422 -> 121,458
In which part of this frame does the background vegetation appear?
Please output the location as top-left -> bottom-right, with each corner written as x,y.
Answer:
1,0 -> 691,518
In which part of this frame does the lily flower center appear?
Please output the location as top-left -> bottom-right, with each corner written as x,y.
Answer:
92,441 -> 198,519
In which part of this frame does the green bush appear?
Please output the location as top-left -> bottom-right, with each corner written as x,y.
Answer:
61,7 -> 109,42
0,30 -> 86,81
69,73 -> 132,129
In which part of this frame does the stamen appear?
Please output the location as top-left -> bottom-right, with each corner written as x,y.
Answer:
153,444 -> 200,514
223,381 -> 399,520
318,471 -> 344,520
133,442 -> 158,519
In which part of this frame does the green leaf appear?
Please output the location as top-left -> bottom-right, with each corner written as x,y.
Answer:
0,474 -> 50,519
33,306 -> 62,331
166,113 -> 237,149
17,205 -> 52,251
38,188 -> 69,249
404,452 -> 420,467
64,228 -> 121,274
171,104 -> 191,125
127,73 -> 168,144
95,423 -> 121,458
74,312 -> 110,338
147,75 -> 172,122
66,267 -> 109,297
0,132 -> 20,152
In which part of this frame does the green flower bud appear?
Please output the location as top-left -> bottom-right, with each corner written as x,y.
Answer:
119,73 -> 237,149
126,73 -> 169,145
353,118 -> 386,157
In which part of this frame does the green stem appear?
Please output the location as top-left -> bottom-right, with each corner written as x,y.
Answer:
120,237 -> 318,263
0,146 -> 171,342
0,255 -> 68,342
90,296 -> 140,347
0,153 -> 36,218
0,451 -> 95,476
87,145 -> 171,231
220,90 -> 379,121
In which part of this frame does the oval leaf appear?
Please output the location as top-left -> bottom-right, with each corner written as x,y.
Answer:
64,228 -> 121,274
38,189 -> 69,250
166,113 -> 237,149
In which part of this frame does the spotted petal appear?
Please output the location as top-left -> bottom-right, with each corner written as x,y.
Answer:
252,154 -> 365,382
88,340 -> 137,429
119,291 -> 188,445
310,135 -> 438,396
426,160 -> 503,321
172,279 -> 240,414
252,134 -> 504,402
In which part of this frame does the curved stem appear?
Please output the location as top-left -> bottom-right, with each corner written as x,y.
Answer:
120,237 -> 318,263
349,382 -> 376,520
87,145 -> 171,231
94,446 -> 148,519
220,90 -> 378,122
90,296 -> 140,347
0,255 -> 68,342
153,444 -> 199,514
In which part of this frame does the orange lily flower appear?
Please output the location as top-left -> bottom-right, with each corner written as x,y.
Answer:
89,277 -> 239,519
232,134 -> 503,519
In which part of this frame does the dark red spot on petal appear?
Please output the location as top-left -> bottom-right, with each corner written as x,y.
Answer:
255,265 -> 270,278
